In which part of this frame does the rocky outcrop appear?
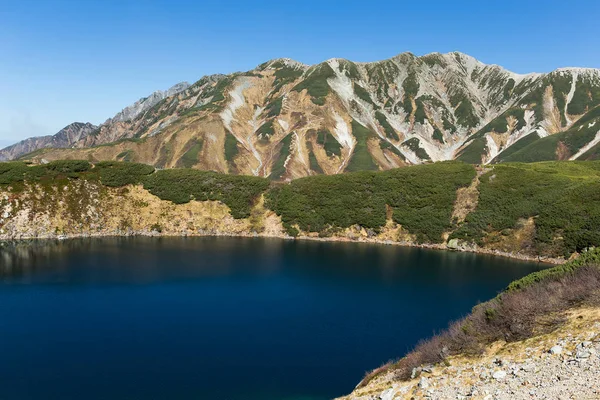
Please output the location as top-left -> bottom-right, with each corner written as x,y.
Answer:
339,308 -> 600,400
6,52 -> 600,176
0,82 -> 190,161
0,122 -> 97,161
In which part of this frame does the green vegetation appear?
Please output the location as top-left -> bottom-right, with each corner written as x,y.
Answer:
0,162 -> 47,185
375,111 -> 399,141
267,162 -> 475,242
479,108 -> 526,134
457,137 -> 487,164
365,59 -> 400,103
353,83 -> 377,107
316,130 -> 342,157
402,138 -> 430,160
117,150 -> 134,162
143,169 -> 269,219
568,77 -> 600,115
379,140 -> 406,160
500,110 -> 600,163
432,127 -> 444,144
45,160 -> 91,173
256,121 -> 275,142
156,135 -> 176,168
450,91 -> 479,128
178,139 -> 204,168
501,78 -> 516,104
264,97 -> 283,118
269,133 -> 293,180
224,132 -> 239,163
345,120 -> 379,172
490,133 -> 540,163
308,144 -> 324,174
338,60 -> 361,81
95,161 -> 155,187
451,162 -> 600,257
292,63 -> 335,105
420,53 -> 447,68
269,65 -> 305,94
0,160 -> 153,188
401,71 -> 419,114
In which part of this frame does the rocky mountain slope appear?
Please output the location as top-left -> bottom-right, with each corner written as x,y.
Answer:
0,83 -> 189,161
0,122 -> 97,161
3,52 -> 600,178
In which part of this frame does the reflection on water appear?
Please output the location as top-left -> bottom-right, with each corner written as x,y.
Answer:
0,237 -> 547,400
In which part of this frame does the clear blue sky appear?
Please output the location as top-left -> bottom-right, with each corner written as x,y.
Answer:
1,0 -> 599,145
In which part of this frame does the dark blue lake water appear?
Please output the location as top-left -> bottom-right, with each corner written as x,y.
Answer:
0,237 -> 545,400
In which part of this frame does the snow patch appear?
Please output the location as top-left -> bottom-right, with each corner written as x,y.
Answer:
332,113 -> 355,148
220,78 -> 252,131
327,59 -> 355,104
537,127 -> 549,138
294,132 -> 308,169
277,119 -> 289,131
565,71 -> 578,124
484,134 -> 499,164
247,106 -> 265,176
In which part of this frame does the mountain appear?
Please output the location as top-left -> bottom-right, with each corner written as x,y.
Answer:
4,52 -> 600,176
0,82 -> 190,161
0,122 -> 98,161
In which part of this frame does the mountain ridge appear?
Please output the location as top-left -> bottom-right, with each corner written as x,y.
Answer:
3,51 -> 600,175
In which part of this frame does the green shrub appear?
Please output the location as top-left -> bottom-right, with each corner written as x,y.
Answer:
46,160 -> 91,173
178,139 -> 204,168
292,63 -> 335,105
451,162 -> 600,257
316,130 -> 342,157
95,161 -> 155,187
402,138 -> 430,160
345,120 -> 378,172
224,132 -> 239,163
267,162 -> 475,242
375,111 -> 399,141
269,134 -> 293,180
143,169 -> 269,219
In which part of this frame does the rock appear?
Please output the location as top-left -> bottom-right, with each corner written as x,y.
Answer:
576,350 -> 591,359
492,370 -> 507,381
411,367 -> 422,379
550,345 -> 563,355
379,387 -> 395,400
419,377 -> 430,389
522,363 -> 536,372
447,238 -> 460,250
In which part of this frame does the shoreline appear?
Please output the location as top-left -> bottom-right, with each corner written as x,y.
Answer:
0,230 -> 566,265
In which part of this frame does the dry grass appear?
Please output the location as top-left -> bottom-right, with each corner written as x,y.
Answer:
366,262 -> 600,383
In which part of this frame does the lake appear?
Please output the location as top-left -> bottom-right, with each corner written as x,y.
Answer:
0,237 -> 546,400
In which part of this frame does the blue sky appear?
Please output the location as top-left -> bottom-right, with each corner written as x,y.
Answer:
1,0 -> 599,146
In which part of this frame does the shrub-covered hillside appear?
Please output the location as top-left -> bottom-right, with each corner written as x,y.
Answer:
451,161 -> 600,258
3,160 -> 600,261
266,162 -> 476,242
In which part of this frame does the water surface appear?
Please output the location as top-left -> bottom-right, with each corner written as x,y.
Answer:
0,237 -> 546,399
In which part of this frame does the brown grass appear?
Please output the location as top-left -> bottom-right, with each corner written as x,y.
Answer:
365,264 -> 600,383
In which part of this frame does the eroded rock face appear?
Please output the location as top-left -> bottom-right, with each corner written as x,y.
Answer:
6,53 -> 600,176
0,122 -> 98,161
